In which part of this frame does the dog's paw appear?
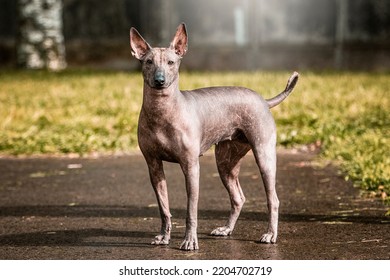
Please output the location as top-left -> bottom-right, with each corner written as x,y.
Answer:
180,236 -> 199,251
151,234 -> 170,245
210,226 -> 232,236
260,233 -> 277,244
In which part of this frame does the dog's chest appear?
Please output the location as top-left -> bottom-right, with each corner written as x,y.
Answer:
138,113 -> 198,162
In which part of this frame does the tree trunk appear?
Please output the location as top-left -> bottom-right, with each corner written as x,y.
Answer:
17,0 -> 66,70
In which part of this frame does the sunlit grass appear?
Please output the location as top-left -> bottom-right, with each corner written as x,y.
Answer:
0,70 -> 389,198
0,70 -> 143,155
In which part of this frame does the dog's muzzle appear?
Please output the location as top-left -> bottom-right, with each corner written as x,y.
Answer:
154,70 -> 165,88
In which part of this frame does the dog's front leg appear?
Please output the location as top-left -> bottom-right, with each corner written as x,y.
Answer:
147,159 -> 172,245
179,158 -> 200,250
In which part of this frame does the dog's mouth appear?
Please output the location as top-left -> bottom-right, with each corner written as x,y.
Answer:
153,84 -> 166,89
150,82 -> 168,90
147,84 -> 170,93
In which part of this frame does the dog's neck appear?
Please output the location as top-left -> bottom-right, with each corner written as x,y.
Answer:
141,77 -> 183,119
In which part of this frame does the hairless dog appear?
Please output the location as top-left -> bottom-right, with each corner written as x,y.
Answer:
130,23 -> 299,250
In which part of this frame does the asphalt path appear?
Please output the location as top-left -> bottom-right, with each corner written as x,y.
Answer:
0,149 -> 389,259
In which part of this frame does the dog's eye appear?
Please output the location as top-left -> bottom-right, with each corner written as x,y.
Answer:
146,59 -> 153,65
168,60 -> 174,65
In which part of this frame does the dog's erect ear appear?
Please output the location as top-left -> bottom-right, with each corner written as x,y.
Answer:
170,23 -> 188,57
130,27 -> 151,60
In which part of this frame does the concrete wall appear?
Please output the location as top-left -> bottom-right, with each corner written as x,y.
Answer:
1,0 -> 389,70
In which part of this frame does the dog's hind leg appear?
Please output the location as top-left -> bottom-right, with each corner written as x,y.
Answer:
252,134 -> 279,244
211,140 -> 250,236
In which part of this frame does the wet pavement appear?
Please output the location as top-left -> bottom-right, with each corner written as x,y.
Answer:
0,149 -> 389,260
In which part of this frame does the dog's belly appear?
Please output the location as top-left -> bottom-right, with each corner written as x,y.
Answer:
199,128 -> 248,155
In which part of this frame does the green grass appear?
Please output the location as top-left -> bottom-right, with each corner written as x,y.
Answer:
0,70 -> 389,199
0,70 -> 143,155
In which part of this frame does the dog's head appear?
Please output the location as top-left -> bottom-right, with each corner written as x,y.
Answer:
130,23 -> 188,89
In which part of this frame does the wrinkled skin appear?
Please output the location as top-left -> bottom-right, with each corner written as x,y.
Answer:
130,23 -> 298,250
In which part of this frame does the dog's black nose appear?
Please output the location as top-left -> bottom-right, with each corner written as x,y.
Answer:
154,71 -> 165,87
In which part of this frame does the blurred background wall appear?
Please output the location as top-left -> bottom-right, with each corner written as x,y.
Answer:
1,0 -> 389,70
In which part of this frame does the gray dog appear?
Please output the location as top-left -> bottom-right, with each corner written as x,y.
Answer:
130,23 -> 298,250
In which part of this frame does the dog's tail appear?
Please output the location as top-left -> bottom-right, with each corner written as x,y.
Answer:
266,72 -> 299,109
